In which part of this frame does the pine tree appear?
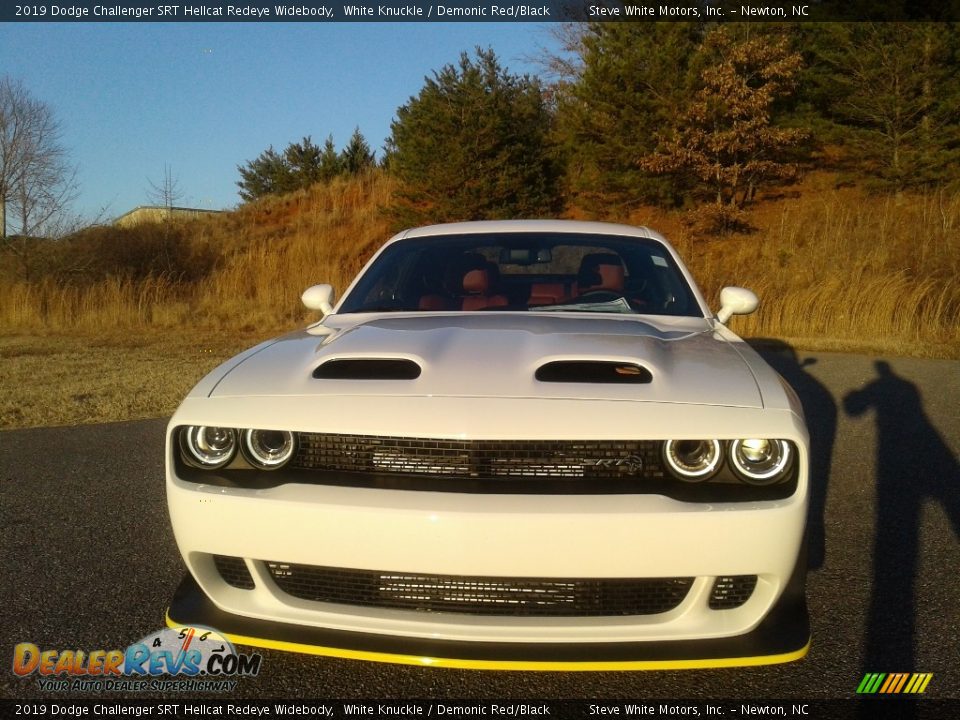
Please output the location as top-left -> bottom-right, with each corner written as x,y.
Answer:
284,136 -> 325,187
809,23 -> 960,190
386,48 -> 561,224
340,128 -> 376,175
236,146 -> 295,202
554,23 -> 703,212
318,135 -> 344,181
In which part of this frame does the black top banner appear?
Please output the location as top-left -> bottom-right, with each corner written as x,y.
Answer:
4,1 -> 960,23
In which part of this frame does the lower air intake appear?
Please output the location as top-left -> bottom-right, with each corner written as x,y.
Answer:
265,562 -> 693,617
709,575 -> 757,609
213,555 -> 255,590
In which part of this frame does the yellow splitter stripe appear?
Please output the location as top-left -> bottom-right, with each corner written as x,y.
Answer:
165,611 -> 809,671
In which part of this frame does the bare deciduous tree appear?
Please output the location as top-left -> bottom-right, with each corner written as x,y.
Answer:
146,164 -> 184,210
0,76 -> 77,242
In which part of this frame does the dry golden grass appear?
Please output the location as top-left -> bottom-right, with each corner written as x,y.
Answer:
0,170 -> 958,429
631,177 -> 960,358
0,172 -> 394,336
0,275 -> 189,331
193,171 -> 393,330
0,174 -> 395,429
0,332 -> 265,429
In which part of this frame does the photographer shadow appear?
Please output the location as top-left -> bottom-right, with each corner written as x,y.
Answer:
844,360 -> 960,671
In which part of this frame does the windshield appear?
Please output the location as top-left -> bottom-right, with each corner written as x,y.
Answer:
338,232 -> 703,317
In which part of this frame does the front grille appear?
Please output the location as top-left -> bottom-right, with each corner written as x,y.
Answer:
213,555 -> 255,590
709,575 -> 757,609
265,562 -> 693,617
293,434 -> 664,481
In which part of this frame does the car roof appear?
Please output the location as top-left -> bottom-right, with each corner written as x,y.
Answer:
397,219 -> 667,243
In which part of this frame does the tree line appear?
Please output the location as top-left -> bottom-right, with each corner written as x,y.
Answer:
3,22 -> 959,247
236,22 -> 960,231
236,129 -> 376,202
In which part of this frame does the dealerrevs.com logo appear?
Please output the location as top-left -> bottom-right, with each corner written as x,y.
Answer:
12,625 -> 262,692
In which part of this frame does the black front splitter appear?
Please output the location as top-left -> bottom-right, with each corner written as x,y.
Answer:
166,571 -> 809,670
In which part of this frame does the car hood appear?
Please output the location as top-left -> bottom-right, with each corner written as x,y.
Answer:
207,314 -> 763,408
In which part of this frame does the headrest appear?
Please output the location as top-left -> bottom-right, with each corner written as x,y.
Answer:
462,268 -> 490,293
578,253 -> 625,292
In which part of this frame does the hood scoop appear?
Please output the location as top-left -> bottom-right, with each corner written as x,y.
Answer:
212,316 -> 762,407
313,358 -> 421,380
535,361 -> 652,384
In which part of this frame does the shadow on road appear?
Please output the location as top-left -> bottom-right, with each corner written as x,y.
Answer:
752,339 -> 836,572
844,360 -> 960,673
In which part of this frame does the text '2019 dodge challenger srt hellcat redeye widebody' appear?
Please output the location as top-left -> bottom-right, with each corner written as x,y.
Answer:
166,220 -> 810,669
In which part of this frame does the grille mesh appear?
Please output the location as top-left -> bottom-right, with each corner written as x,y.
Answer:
294,433 -> 663,481
265,562 -> 693,617
708,575 -> 757,609
213,555 -> 255,590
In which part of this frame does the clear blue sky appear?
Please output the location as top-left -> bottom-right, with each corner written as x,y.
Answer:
0,23 -> 560,223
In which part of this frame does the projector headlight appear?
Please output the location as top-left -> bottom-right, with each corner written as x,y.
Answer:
241,429 -> 297,470
663,439 -> 722,482
729,438 -> 793,485
180,426 -> 237,469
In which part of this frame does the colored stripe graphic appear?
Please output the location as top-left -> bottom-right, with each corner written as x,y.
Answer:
879,673 -> 905,693
857,672 -> 932,694
857,673 -> 885,694
907,673 -> 933,694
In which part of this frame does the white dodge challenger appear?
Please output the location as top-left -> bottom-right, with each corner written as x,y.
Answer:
165,220 -> 809,669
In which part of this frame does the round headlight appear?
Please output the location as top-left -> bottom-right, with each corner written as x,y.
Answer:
181,426 -> 237,469
729,439 -> 792,485
241,429 -> 296,470
663,439 -> 722,482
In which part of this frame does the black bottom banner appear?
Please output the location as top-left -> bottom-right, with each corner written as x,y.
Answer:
3,699 -> 958,720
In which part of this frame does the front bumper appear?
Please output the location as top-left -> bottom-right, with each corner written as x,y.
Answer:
166,553 -> 809,670
167,474 -> 807,657
166,396 -> 809,666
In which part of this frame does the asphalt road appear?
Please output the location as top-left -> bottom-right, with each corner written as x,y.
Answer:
1,347 -> 958,701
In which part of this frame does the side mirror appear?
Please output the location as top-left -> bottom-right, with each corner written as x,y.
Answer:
301,284 -> 336,316
716,286 -> 759,324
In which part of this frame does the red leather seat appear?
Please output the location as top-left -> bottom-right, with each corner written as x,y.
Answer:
528,282 -> 568,306
419,293 -> 451,310
461,267 -> 508,311
575,253 -> 626,296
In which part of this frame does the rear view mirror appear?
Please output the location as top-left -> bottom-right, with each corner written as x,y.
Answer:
499,248 -> 552,265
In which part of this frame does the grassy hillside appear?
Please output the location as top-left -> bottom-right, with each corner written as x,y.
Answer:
1,170 -> 958,358
0,173 -> 393,334
2,171 -> 957,429
632,175 -> 960,358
